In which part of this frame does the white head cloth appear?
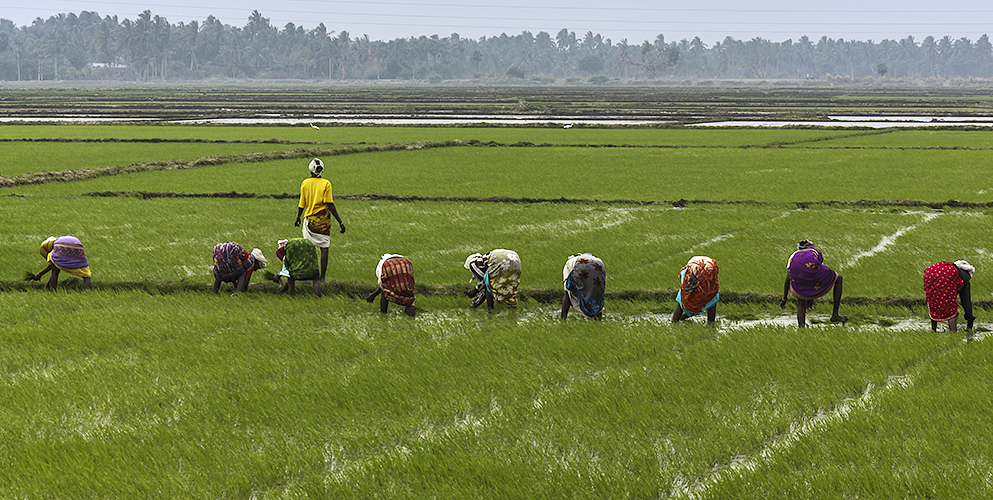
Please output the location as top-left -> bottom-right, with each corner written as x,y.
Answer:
464,253 -> 484,270
954,260 -> 975,278
308,158 -> 324,176
251,248 -> 267,269
376,253 -> 404,278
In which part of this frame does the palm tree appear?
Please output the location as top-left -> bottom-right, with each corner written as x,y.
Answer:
178,21 -> 201,71
354,34 -> 376,79
333,31 -> 350,79
470,49 -> 483,75
152,14 -> 170,79
920,36 -> 938,77
976,34 -> 993,77
556,29 -> 575,52
949,37 -> 973,77
218,26 -> 245,78
613,38 -> 632,79
898,35 -> 918,76
4,29 -> 27,80
199,15 -> 225,64
91,18 -> 115,69
937,36 -> 953,76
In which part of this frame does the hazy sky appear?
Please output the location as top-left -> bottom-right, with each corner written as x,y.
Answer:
2,0 -> 991,45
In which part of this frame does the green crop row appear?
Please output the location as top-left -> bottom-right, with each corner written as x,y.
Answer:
3,196 -> 991,303
0,124 -> 844,147
5,144 -> 993,204
6,124 -> 993,149
1,291 -> 981,498
3,122 -> 993,498
0,141 -> 303,177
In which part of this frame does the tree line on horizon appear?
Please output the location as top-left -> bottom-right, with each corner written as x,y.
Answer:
1,9 -> 992,83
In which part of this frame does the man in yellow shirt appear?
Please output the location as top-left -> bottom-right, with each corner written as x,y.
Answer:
294,158 -> 345,280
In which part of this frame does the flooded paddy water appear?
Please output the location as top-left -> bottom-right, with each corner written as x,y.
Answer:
3,113 -> 993,128
411,306 -> 985,335
696,115 -> 993,128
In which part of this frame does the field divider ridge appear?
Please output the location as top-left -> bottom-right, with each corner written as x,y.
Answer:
3,279 -> 990,310
75,190 -> 993,209
0,141 -> 458,188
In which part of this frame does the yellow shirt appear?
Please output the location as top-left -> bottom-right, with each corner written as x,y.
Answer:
298,177 -> 334,217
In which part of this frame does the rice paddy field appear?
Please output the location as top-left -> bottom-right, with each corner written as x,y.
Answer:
3,87 -> 993,498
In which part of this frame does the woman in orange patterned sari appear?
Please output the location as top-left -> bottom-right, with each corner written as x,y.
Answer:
672,256 -> 719,323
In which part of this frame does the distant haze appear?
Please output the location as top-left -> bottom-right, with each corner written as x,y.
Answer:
3,0 -> 992,44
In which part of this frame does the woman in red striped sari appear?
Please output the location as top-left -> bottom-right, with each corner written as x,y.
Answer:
367,253 -> 416,317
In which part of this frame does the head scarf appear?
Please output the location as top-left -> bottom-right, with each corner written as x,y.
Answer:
563,253 -> 606,318
377,253 -> 404,279
677,256 -> 719,315
954,260 -> 976,278
39,236 -> 57,259
377,255 -> 416,306
309,158 -> 324,177
464,253 -> 484,270
251,248 -> 267,269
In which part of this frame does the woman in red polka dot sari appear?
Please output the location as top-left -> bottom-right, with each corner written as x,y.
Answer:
923,260 -> 975,332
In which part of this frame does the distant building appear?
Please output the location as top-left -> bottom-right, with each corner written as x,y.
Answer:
89,62 -> 129,69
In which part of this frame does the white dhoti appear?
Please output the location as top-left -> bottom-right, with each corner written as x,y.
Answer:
302,218 -> 331,248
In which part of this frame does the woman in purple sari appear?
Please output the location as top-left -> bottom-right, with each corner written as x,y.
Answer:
32,236 -> 91,290
779,240 -> 847,327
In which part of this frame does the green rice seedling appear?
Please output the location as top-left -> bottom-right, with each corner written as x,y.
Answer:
4,195 -> 989,304
840,208 -> 993,299
0,290 -> 966,498
0,124 -> 853,148
0,141 -> 304,177
5,114 -> 993,498
0,124 -> 340,142
698,330 -> 993,499
813,128 -> 993,149
327,146 -> 993,203
7,137 -> 993,204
